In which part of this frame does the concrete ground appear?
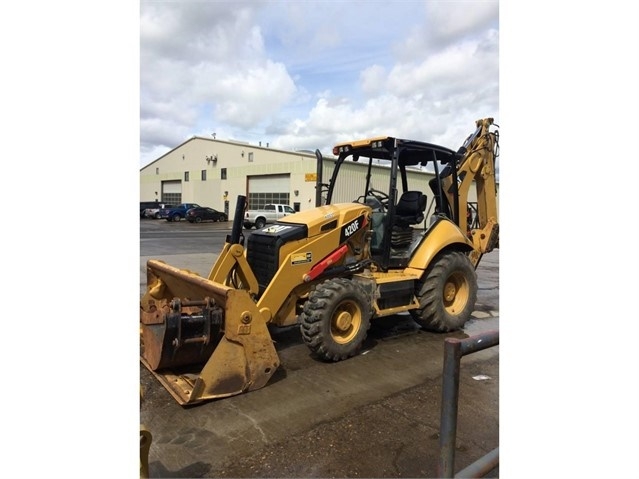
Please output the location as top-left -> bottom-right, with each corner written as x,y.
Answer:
140,249 -> 499,478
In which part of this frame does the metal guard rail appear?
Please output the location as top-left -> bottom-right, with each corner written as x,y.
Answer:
438,330 -> 499,478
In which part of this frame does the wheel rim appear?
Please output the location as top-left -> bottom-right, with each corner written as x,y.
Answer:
443,271 -> 469,315
330,300 -> 362,344
195,217 -> 201,223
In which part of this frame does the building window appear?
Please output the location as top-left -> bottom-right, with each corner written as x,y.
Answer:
184,171 -> 189,182
247,192 -> 290,210
248,152 -> 254,162
221,168 -> 227,180
155,167 -> 159,175
162,193 -> 181,205
201,170 -> 207,181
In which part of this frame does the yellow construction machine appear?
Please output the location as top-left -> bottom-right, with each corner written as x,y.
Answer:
140,118 -> 499,405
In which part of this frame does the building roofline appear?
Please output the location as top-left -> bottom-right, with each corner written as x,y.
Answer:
191,136 -> 317,158
140,136 -> 199,171
140,136 -> 318,171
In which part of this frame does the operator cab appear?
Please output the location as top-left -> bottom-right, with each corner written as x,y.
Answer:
323,136 -> 460,270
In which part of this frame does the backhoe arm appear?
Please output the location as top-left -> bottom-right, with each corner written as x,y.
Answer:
441,118 -> 499,267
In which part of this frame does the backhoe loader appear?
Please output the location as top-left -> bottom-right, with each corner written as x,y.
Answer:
140,118 -> 500,405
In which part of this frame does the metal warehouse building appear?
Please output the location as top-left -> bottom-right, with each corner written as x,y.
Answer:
139,136 -> 497,224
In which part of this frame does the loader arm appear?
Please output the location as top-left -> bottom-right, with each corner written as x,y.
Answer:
441,118 -> 499,267
207,194 -> 260,296
207,242 -> 259,296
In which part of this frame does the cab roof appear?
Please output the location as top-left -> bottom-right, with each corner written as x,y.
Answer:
332,136 -> 457,166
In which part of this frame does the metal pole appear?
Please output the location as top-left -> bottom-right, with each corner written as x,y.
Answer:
315,149 -> 323,207
455,447 -> 499,478
438,338 -> 462,478
460,330 -> 499,355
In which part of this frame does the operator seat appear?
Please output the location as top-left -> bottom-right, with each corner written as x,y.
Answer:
394,191 -> 426,227
391,191 -> 427,248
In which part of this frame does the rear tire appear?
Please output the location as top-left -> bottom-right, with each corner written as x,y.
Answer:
299,278 -> 372,361
410,251 -> 477,332
255,218 -> 266,229
172,214 -> 181,222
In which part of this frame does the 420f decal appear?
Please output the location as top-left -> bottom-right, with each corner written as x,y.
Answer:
339,214 -> 366,243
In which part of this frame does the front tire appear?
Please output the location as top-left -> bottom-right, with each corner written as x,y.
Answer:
172,214 -> 181,222
299,278 -> 372,361
410,251 -> 477,332
195,217 -> 202,223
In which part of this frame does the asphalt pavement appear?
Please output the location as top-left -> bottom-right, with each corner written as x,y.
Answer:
140,221 -> 499,478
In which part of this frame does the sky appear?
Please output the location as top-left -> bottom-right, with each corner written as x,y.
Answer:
140,0 -> 499,167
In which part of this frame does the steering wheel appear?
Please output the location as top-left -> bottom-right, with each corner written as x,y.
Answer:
354,188 -> 390,212
367,188 -> 389,208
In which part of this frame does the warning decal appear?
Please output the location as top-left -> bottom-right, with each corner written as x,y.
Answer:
291,252 -> 313,265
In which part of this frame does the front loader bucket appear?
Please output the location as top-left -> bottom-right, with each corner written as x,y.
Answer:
140,259 -> 280,405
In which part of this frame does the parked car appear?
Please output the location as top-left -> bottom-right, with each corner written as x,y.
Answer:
160,203 -> 201,222
140,201 -> 161,219
144,203 -> 173,219
186,207 -> 228,223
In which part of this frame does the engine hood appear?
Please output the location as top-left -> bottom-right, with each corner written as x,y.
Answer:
277,203 -> 371,238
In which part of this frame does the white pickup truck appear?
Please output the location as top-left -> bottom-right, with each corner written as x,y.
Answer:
243,204 -> 296,229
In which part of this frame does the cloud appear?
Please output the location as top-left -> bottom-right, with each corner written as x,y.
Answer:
396,0 -> 499,57
360,65 -> 387,97
140,2 -> 264,63
213,61 -> 296,127
140,1 -> 297,162
269,20 -> 498,157
426,1 -> 498,44
140,1 -> 499,167
388,31 -> 499,99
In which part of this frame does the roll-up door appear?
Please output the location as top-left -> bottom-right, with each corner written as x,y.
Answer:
247,174 -> 290,209
162,180 -> 182,205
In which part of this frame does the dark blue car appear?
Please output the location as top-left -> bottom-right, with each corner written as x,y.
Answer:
160,203 -> 201,222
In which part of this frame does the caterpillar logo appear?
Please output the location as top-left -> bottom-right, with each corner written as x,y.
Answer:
264,225 -> 292,234
339,215 -> 366,243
